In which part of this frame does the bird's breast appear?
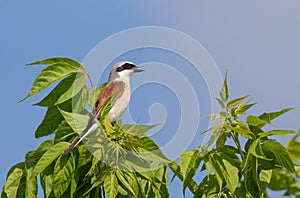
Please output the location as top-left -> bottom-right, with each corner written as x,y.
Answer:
107,85 -> 130,122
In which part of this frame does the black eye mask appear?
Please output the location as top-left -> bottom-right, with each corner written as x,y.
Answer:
116,63 -> 136,72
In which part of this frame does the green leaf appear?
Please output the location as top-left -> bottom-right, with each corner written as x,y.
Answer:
104,172 -> 118,198
195,175 -> 219,198
53,155 -> 75,197
85,167 -> 113,196
247,115 -> 270,128
25,140 -> 55,163
208,152 -> 239,193
123,124 -> 157,136
58,108 -> 89,134
259,169 -> 272,191
262,140 -> 295,172
35,72 -> 87,106
268,169 -> 289,190
226,95 -> 249,108
247,139 -> 269,160
4,163 -> 25,198
287,132 -> 300,160
54,121 -> 76,144
87,84 -> 106,107
224,123 -> 255,139
222,158 -> 239,193
168,161 -> 198,194
216,98 -> 225,108
26,57 -> 83,69
33,142 -> 70,176
206,124 -> 223,146
258,130 -> 295,138
35,106 -> 64,138
40,165 -> 54,198
258,107 -> 294,127
220,71 -> 228,102
20,61 -> 81,102
25,162 -> 38,198
235,103 -> 256,116
179,150 -> 201,194
116,170 -> 137,197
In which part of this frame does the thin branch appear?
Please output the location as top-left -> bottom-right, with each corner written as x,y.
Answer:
82,68 -> 94,88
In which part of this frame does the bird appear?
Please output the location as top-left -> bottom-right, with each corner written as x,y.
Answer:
63,61 -> 144,155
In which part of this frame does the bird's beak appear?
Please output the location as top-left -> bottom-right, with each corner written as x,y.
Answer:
133,66 -> 144,72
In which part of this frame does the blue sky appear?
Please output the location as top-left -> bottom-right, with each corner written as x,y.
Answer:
1,1 -> 300,197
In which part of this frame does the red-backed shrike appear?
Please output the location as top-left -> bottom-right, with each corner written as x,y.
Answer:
63,61 -> 144,155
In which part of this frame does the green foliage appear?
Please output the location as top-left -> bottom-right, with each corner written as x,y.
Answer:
178,74 -> 299,197
2,58 -> 299,198
2,57 -> 170,198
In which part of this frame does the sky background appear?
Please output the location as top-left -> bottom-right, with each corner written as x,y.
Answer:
1,1 -> 300,197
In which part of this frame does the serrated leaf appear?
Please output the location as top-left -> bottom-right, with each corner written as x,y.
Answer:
20,62 -> 81,102
35,72 -> 87,106
262,140 -> 295,172
104,173 -> 118,198
258,108 -> 294,127
35,106 -> 64,138
179,150 -> 201,194
4,163 -> 25,198
58,108 -> 89,134
33,142 -> 70,176
220,71 -> 228,102
53,155 -> 74,197
226,95 -> 249,108
258,130 -> 295,138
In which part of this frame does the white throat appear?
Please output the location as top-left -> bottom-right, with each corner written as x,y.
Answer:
114,70 -> 132,82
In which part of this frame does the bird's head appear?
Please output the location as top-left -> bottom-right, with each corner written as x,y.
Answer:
109,61 -> 144,81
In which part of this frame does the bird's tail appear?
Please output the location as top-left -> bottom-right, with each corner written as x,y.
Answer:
62,136 -> 81,155
62,122 -> 98,155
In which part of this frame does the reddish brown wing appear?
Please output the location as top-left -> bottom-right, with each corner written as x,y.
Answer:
92,81 -> 125,118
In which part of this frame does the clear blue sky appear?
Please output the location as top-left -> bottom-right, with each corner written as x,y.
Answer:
1,1 -> 300,197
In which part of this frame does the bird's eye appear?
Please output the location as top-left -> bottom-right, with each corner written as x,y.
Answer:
116,67 -> 123,72
116,63 -> 135,72
124,63 -> 134,69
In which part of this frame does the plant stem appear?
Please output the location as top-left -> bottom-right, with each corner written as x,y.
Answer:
82,69 -> 94,88
286,170 -> 292,198
227,117 -> 244,159
231,132 -> 244,159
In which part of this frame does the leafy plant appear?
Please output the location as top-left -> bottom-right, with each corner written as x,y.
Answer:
2,58 -> 170,198
177,72 -> 300,197
2,58 -> 299,198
